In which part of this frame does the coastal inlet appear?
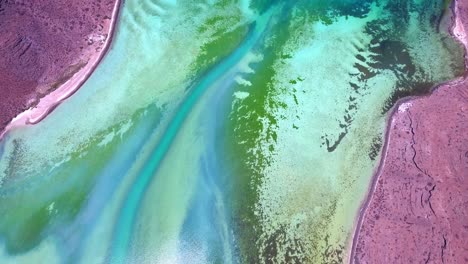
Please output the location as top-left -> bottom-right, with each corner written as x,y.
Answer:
0,0 -> 465,263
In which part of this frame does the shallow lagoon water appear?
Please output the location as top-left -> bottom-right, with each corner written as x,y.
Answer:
0,0 -> 464,263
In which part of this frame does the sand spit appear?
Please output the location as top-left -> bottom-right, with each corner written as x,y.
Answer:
0,0 -> 121,139
350,0 -> 468,263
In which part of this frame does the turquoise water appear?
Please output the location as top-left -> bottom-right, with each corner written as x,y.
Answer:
0,0 -> 463,263
110,8 -> 276,262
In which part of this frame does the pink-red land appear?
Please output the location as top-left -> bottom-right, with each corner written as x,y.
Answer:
0,0 -> 120,139
351,0 -> 468,263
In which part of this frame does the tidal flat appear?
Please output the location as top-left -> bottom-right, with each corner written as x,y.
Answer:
0,0 -> 464,263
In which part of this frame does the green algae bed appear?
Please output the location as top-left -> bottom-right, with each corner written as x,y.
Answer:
0,0 -> 464,263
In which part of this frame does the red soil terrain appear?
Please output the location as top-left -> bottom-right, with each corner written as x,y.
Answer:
351,1 -> 468,263
0,0 -> 119,132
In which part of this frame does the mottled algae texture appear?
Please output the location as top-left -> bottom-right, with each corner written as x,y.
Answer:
353,2 -> 468,263
0,0 -> 117,131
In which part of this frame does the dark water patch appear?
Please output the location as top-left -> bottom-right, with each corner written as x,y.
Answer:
362,1 -> 464,112
368,40 -> 416,77
320,0 -> 464,153
384,1 -> 410,26
322,127 -> 349,153
258,201 -> 346,264
223,7 -> 301,263
262,225 -> 313,264
381,80 -> 434,114
321,234 -> 345,264
354,62 -> 378,81
356,54 -> 366,62
368,135 -> 383,161
321,34 -> 379,152
349,82 -> 360,93
334,0 -> 375,19
226,0 -> 465,260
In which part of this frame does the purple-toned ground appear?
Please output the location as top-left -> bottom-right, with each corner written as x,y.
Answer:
352,1 -> 468,263
0,0 -> 119,132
